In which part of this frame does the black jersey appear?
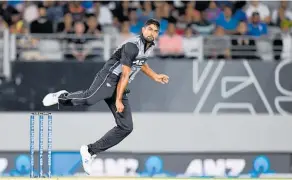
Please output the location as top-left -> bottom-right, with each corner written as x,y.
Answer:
98,35 -> 156,83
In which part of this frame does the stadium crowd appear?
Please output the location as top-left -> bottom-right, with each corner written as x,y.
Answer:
0,0 -> 292,61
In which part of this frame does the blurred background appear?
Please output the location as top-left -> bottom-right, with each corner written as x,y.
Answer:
0,0 -> 292,178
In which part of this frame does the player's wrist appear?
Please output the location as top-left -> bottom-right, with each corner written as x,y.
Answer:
116,99 -> 122,103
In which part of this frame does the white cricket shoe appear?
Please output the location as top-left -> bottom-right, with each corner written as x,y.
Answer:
42,90 -> 68,107
80,145 -> 94,175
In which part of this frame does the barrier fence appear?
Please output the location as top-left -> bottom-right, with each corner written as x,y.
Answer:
1,60 -> 292,114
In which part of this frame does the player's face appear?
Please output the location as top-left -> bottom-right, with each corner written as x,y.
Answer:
142,24 -> 159,43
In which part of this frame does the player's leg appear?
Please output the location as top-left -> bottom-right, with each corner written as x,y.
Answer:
42,73 -> 116,107
80,93 -> 133,174
89,95 -> 133,153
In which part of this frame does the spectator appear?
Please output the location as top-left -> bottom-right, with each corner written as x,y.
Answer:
272,0 -> 292,27
23,1 -> 39,24
216,5 -> 239,34
247,12 -> 268,37
95,2 -> 113,25
30,5 -> 53,34
191,11 -> 215,35
129,9 -> 143,35
136,1 -> 154,24
245,0 -> 271,24
85,14 -> 102,37
273,21 -> 292,61
160,2 -> 179,21
0,2 -> 18,26
43,1 -> 64,22
115,18 -> 135,47
176,2 -> 198,35
182,25 -> 203,59
205,1 -> 221,24
233,1 -> 248,22
67,21 -> 91,62
158,22 -> 183,57
206,27 -> 231,60
57,13 -> 74,33
9,10 -> 25,34
64,1 -> 85,21
154,2 -> 168,35
231,21 -> 258,60
113,1 -> 131,22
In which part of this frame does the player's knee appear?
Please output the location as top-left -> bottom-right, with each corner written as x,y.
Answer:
121,124 -> 133,136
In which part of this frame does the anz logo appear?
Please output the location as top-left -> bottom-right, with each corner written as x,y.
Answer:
133,58 -> 146,67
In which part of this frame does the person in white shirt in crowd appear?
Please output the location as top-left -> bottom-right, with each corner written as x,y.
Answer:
245,0 -> 271,24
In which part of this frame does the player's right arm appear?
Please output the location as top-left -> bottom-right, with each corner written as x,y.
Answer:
116,43 -> 139,113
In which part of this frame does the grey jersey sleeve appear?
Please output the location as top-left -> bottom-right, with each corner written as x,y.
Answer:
120,42 -> 139,67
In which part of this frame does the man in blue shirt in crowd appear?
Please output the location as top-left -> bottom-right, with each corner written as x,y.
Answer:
247,12 -> 268,37
216,5 -> 238,33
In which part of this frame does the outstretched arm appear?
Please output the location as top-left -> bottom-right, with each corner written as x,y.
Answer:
141,63 -> 169,84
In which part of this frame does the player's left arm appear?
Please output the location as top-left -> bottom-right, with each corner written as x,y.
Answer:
141,63 -> 169,84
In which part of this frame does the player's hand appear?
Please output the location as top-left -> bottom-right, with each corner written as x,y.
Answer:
115,100 -> 124,113
155,74 -> 169,84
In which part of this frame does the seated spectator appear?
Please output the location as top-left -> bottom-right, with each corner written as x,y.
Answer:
247,12 -> 268,37
158,22 -> 183,57
30,5 -> 53,34
85,14 -> 102,37
136,1 -> 155,24
183,25 -> 203,59
64,1 -> 85,21
95,2 -> 113,25
231,21 -> 258,60
23,1 -> 39,24
205,1 -> 221,24
112,0 -> 131,22
205,27 -> 231,60
272,0 -> 292,27
0,2 -> 18,26
67,21 -> 92,61
273,21 -> 292,61
154,2 -> 169,35
216,5 -> 239,34
43,1 -> 64,22
233,1 -> 248,22
9,10 -> 26,34
176,2 -> 198,35
245,0 -> 271,24
191,11 -> 215,35
129,9 -> 143,34
115,18 -> 135,47
57,13 -> 74,34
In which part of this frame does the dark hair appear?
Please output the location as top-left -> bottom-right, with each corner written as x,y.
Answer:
144,19 -> 160,29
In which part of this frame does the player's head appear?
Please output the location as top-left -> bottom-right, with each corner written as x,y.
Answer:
142,19 -> 160,43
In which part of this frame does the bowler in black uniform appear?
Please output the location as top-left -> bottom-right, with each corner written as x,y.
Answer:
42,19 -> 169,174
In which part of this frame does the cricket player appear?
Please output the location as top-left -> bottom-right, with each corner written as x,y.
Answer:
42,18 -> 169,174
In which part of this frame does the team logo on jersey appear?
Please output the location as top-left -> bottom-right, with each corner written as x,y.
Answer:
133,58 -> 146,66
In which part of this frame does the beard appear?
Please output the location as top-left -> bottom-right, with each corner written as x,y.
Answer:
143,35 -> 154,43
